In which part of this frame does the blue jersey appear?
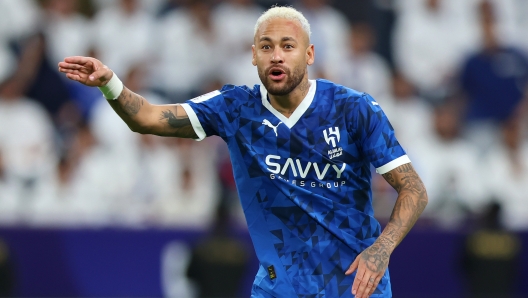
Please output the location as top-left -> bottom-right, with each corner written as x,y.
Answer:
181,79 -> 409,297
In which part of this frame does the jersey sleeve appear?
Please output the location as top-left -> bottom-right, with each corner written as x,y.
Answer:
180,86 -> 239,141
353,93 -> 410,174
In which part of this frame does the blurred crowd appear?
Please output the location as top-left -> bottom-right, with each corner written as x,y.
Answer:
0,0 -> 527,231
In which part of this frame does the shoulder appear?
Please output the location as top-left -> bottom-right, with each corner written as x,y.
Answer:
219,84 -> 261,100
315,79 -> 367,103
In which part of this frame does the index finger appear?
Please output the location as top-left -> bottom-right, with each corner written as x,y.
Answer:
63,56 -> 95,65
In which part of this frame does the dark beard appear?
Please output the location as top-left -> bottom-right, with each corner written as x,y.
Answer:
258,65 -> 306,96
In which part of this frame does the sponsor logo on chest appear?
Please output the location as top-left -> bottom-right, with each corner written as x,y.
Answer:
323,127 -> 343,159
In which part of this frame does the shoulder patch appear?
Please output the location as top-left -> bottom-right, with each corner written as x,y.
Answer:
190,90 -> 221,103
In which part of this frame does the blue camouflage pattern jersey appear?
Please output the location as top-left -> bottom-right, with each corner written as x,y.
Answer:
181,79 -> 409,297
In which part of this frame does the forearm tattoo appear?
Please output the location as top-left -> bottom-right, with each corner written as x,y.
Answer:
108,88 -> 197,138
360,164 -> 427,272
382,163 -> 427,244
118,88 -> 143,116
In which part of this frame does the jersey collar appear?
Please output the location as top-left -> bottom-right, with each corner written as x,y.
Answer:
260,80 -> 317,129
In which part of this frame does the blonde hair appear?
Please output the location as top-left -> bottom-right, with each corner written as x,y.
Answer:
254,6 -> 311,41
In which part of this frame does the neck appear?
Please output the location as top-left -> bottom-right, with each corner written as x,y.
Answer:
268,78 -> 311,118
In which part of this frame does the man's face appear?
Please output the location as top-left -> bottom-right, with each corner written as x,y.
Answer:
252,18 -> 314,96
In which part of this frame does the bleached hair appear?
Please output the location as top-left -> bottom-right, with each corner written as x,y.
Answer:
254,6 -> 311,41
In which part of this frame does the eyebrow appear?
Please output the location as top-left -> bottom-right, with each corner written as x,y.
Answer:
259,36 -> 297,43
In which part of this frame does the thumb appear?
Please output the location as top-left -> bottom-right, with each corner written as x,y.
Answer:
345,256 -> 360,275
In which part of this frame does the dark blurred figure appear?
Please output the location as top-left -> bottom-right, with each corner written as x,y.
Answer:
0,239 -> 15,296
23,33 -> 72,122
462,202 -> 521,298
459,0 -> 528,147
187,203 -> 249,298
478,109 -> 528,230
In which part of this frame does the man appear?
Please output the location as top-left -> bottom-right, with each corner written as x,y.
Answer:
58,6 -> 428,298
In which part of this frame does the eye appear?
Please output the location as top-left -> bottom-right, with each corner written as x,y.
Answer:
261,45 -> 271,50
284,44 -> 294,49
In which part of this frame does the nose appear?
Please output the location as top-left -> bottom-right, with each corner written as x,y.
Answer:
271,48 -> 283,63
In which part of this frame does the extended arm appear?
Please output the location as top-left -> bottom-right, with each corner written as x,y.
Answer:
346,163 -> 428,298
58,56 -> 198,139
107,87 -> 197,138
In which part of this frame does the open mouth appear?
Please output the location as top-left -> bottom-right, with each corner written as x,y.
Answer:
269,67 -> 286,80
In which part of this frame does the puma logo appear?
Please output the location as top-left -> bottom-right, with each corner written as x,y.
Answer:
262,119 -> 282,137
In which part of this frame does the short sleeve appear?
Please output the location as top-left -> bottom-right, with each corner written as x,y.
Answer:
354,93 -> 410,174
180,86 -> 238,141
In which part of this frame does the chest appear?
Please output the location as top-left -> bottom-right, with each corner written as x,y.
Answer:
235,111 -> 361,167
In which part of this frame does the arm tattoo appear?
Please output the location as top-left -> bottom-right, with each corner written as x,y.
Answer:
158,108 -> 197,138
118,89 -> 143,116
380,163 -> 428,246
359,163 -> 428,272
108,88 -> 197,138
160,110 -> 190,128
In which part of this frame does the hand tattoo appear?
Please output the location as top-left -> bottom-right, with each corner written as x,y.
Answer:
361,240 -> 391,273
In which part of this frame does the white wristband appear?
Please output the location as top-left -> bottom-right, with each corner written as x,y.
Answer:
98,73 -> 124,100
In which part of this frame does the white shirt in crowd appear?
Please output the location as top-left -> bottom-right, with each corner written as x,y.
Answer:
393,0 -> 477,93
91,2 -> 156,78
482,138 -> 528,230
42,7 -> 92,67
336,50 -> 394,114
152,6 -> 221,98
295,1 -> 350,81
0,97 -> 57,225
411,134 -> 487,229
0,0 -> 39,83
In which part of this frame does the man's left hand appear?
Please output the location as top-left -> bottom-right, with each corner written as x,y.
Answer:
345,241 -> 391,298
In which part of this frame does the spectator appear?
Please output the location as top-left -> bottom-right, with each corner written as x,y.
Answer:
158,137 -> 222,229
480,111 -> 528,230
91,0 -> 156,78
335,22 -> 394,113
0,76 -> 58,225
213,0 -> 263,58
0,0 -> 40,83
388,72 -> 434,151
294,0 -> 350,80
459,0 -> 528,148
214,0 -> 263,87
393,0 -> 477,100
411,101 -> 486,229
152,0 -> 222,102
40,0 -> 101,119
40,0 -> 93,68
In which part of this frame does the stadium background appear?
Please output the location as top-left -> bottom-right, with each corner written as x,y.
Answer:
0,0 -> 527,297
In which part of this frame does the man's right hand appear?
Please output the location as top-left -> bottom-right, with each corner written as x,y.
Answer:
58,56 -> 113,87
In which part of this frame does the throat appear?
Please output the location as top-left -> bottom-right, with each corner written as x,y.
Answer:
268,80 -> 311,118
274,106 -> 295,118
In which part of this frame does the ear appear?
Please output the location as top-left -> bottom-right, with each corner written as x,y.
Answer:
306,44 -> 315,66
252,45 -> 257,66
